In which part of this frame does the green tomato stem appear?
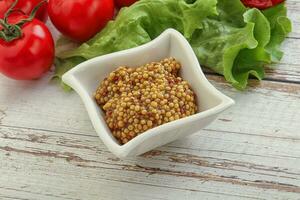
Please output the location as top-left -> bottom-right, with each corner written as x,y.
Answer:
0,0 -> 47,42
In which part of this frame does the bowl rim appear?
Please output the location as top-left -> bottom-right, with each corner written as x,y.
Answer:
62,28 -> 235,158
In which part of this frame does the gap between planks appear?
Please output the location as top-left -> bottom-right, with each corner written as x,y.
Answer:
1,125 -> 300,195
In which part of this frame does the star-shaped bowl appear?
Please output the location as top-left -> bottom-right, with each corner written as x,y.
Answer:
62,29 -> 234,158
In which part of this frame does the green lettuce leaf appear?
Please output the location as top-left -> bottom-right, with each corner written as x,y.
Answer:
55,0 -> 291,90
230,8 -> 272,89
191,0 -> 291,89
55,0 -> 218,82
263,3 -> 292,62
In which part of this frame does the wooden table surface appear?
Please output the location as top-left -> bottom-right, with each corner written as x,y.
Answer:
1,2 -> 300,200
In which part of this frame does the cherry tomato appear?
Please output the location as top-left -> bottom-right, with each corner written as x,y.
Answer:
0,15 -> 55,80
115,0 -> 137,7
241,0 -> 285,9
48,0 -> 115,42
0,0 -> 48,22
272,0 -> 285,5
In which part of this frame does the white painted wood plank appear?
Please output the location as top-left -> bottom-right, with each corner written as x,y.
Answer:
0,37 -> 299,200
0,126 -> 299,200
205,75 -> 300,139
0,74 -> 299,138
0,1 -> 299,199
287,0 -> 300,39
264,38 -> 300,82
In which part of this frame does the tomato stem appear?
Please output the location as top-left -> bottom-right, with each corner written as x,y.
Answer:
4,0 -> 19,23
17,0 -> 47,26
0,19 -> 22,42
0,0 -> 47,42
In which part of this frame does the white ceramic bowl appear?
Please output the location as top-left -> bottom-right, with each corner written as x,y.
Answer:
62,29 -> 234,158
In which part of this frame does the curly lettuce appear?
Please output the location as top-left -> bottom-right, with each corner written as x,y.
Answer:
55,0 -> 291,90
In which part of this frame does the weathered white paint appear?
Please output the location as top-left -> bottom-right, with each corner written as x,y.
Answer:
287,0 -> 300,38
1,125 -> 300,200
0,2 -> 300,200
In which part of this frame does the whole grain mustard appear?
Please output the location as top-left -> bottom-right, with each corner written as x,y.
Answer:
94,58 -> 197,144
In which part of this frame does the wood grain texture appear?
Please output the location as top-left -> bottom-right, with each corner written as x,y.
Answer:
0,74 -> 299,139
287,0 -> 300,39
0,75 -> 299,200
0,1 -> 300,200
0,125 -> 300,200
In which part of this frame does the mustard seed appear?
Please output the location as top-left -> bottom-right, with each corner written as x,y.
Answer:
141,109 -> 147,115
147,120 -> 153,127
151,101 -> 158,107
94,58 -> 197,145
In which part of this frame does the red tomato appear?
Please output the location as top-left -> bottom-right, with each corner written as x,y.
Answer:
272,0 -> 285,5
48,0 -> 115,42
115,0 -> 137,7
241,0 -> 285,9
0,15 -> 55,80
0,0 -> 48,22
